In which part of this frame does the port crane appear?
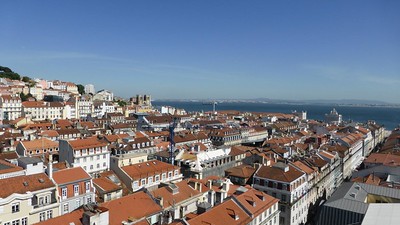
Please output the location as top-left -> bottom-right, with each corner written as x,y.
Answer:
169,117 -> 178,165
202,101 -> 218,114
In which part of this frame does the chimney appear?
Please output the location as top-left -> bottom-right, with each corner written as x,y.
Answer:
222,180 -> 230,192
156,197 -> 163,207
48,154 -> 53,180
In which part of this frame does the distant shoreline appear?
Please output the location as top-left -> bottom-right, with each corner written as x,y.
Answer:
153,99 -> 400,109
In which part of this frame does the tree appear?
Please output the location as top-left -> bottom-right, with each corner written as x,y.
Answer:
0,66 -> 13,73
19,92 -> 33,102
116,100 -> 127,107
22,76 -> 31,82
0,66 -> 21,80
77,84 -> 85,95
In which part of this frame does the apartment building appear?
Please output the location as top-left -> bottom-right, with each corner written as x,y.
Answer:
0,173 -> 59,224
52,167 -> 95,215
16,138 -> 59,156
59,138 -> 110,176
253,162 -> 308,225
0,95 -> 22,121
209,128 -> 242,146
188,188 -> 280,225
113,159 -> 182,192
22,101 -> 64,121
150,180 -> 205,223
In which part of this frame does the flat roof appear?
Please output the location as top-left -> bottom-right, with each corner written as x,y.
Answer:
362,204 -> 400,225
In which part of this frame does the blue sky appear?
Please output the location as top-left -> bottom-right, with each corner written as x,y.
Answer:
1,1 -> 399,103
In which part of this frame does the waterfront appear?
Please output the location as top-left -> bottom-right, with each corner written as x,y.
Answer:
153,101 -> 400,130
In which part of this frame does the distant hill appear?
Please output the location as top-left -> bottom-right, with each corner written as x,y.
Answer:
302,99 -> 390,105
155,98 -> 393,106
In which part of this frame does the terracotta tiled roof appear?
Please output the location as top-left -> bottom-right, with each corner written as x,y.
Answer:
34,205 -> 110,225
40,130 -> 59,137
364,153 -> 400,167
235,188 -> 279,217
101,191 -> 162,224
79,121 -> 97,128
93,177 -> 122,193
57,128 -> 81,135
292,161 -> 315,175
256,164 -> 304,183
33,208 -> 85,225
68,138 -> 108,150
0,151 -> 19,161
229,146 -> 247,156
150,180 -> 201,208
20,138 -> 58,150
52,161 -> 68,170
52,167 -> 91,185
104,134 -> 129,143
225,164 -> 256,178
0,173 -> 55,198
0,159 -> 23,175
56,119 -> 73,127
121,160 -> 179,180
188,198 -> 251,225
22,101 -> 63,108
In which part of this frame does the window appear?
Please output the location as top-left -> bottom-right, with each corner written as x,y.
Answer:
162,173 -> 166,180
47,210 -> 53,219
103,154 -> 106,159
133,181 -> 139,189
39,197 -> 44,205
174,170 -> 178,176
87,196 -> 92,203
281,194 -> 287,202
103,162 -> 106,167
63,203 -> 69,213
12,203 -> 20,213
155,175 -> 160,182
85,182 -> 90,191
280,205 -> 286,212
61,187 -> 67,199
21,218 -> 28,225
90,165 -> 93,170
12,220 -> 20,225
76,199 -> 81,207
97,163 -> 100,168
148,177 -> 153,184
168,172 -> 172,178
44,195 -> 50,204
97,155 -> 100,160
40,212 -> 46,221
74,185 -> 79,195
141,179 -> 146,186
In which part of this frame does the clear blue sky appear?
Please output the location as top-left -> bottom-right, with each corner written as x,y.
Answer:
1,1 -> 399,103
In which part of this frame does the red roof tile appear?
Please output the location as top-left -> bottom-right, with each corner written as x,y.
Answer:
52,167 -> 91,185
